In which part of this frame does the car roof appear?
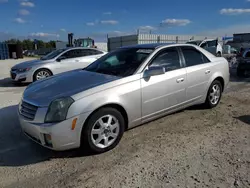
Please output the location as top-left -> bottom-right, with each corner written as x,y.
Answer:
120,43 -> 175,49
62,47 -> 104,51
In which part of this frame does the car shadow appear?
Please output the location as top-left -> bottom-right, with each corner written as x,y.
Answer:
0,105 -> 96,167
235,115 -> 250,125
0,78 -> 29,88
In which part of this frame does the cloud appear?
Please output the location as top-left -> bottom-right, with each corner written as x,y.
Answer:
103,12 -> 112,15
20,1 -> 35,7
100,20 -> 119,25
220,8 -> 250,15
86,22 -> 95,26
14,18 -> 26,23
18,9 -> 30,15
161,19 -> 191,27
138,26 -> 157,31
198,24 -> 250,36
60,28 -> 66,32
0,0 -> 8,3
30,32 -> 60,38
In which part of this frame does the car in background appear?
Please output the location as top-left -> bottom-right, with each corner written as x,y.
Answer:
18,43 -> 229,153
10,47 -> 107,83
187,39 -> 223,57
237,48 -> 250,77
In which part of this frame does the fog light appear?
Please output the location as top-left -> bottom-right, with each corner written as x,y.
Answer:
44,134 -> 53,147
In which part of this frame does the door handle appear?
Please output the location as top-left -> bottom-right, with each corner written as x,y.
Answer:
75,60 -> 79,62
176,78 -> 184,83
205,70 -> 211,74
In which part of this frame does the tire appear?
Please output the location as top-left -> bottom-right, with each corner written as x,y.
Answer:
204,80 -> 222,108
33,69 -> 52,81
81,107 -> 125,153
216,52 -> 222,57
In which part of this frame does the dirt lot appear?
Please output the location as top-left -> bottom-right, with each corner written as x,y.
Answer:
0,59 -> 249,188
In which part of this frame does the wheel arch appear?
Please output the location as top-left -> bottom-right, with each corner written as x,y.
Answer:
82,103 -> 129,131
213,76 -> 225,92
208,72 -> 225,92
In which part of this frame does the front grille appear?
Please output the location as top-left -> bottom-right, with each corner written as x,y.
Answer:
11,72 -> 16,79
20,101 -> 38,120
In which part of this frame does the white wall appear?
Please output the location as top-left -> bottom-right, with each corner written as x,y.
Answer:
95,42 -> 107,52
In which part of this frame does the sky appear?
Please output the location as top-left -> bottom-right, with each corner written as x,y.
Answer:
1,0 -> 250,42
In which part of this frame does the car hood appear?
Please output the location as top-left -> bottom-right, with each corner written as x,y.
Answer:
12,59 -> 50,69
23,70 -> 120,107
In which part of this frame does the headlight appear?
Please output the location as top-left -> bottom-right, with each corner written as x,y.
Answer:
17,67 -> 31,73
45,97 -> 74,123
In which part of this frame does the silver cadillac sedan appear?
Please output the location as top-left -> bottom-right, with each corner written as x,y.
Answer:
18,43 -> 229,153
10,47 -> 106,83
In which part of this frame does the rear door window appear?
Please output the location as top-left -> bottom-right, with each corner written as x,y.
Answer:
181,46 -> 210,67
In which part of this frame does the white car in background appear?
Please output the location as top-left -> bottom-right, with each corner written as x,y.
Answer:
10,47 -> 107,83
187,39 -> 223,57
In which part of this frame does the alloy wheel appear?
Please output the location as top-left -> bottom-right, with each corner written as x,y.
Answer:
91,115 -> 120,149
36,70 -> 50,80
209,84 -> 221,105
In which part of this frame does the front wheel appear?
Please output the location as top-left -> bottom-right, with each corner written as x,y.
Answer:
205,80 -> 222,108
81,107 -> 125,153
33,69 -> 52,81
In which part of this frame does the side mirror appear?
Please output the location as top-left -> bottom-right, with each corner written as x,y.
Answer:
56,56 -> 66,62
144,66 -> 165,78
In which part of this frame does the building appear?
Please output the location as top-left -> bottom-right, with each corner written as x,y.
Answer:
108,34 -> 222,52
233,33 -> 250,42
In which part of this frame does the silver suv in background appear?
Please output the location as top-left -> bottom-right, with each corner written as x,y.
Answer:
10,47 -> 107,83
18,43 -> 229,153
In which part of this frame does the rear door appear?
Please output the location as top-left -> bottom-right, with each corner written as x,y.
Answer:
179,46 -> 212,103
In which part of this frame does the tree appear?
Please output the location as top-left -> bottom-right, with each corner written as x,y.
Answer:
22,39 -> 34,50
3,38 -> 56,50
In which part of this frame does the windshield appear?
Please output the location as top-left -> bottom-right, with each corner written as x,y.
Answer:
85,48 -> 154,77
186,41 -> 202,46
40,49 -> 67,60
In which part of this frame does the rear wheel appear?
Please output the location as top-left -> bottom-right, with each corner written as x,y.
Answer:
81,107 -> 125,153
216,52 -> 222,57
205,80 -> 222,108
33,69 -> 52,81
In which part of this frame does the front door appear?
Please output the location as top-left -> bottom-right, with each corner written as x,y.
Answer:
77,49 -> 105,69
141,47 -> 187,121
180,46 -> 212,103
56,49 -> 83,73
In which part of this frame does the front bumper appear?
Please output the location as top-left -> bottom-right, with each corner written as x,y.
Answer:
19,112 -> 88,151
10,70 -> 33,83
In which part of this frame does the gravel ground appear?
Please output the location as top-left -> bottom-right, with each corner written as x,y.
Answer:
0,59 -> 250,188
